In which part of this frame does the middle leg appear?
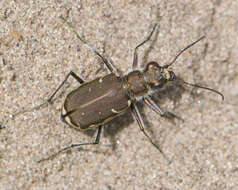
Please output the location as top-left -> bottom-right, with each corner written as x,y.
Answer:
130,102 -> 170,163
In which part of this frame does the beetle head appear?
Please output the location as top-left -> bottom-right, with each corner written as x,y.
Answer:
143,61 -> 176,88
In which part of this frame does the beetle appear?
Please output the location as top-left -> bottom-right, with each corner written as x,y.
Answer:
13,16 -> 224,162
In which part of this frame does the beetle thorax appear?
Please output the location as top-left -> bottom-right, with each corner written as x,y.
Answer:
125,70 -> 149,98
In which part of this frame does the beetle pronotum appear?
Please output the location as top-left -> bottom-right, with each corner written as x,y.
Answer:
13,16 -> 224,162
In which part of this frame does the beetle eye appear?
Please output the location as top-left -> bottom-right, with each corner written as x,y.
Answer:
145,62 -> 160,71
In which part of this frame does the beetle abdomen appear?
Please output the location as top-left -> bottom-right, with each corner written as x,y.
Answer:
62,73 -> 131,130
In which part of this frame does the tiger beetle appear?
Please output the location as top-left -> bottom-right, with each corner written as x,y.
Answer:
13,16 -> 224,162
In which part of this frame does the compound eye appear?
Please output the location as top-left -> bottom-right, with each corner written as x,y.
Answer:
146,62 -> 160,71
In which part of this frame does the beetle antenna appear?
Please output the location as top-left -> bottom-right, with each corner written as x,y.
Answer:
180,79 -> 224,101
164,36 -> 205,68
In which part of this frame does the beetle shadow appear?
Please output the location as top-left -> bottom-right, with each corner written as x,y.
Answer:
139,74 -> 215,147
139,77 -> 187,144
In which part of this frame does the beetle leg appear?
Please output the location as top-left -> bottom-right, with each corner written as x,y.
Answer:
60,16 -> 120,75
143,96 -> 184,121
132,23 -> 158,70
130,103 -> 170,163
143,96 -> 165,116
46,71 -> 84,103
37,126 -> 103,163
12,71 -> 84,117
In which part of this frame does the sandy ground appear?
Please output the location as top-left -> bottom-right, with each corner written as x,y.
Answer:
0,0 -> 238,189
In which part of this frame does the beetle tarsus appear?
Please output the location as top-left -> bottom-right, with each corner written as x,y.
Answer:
37,126 -> 102,163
